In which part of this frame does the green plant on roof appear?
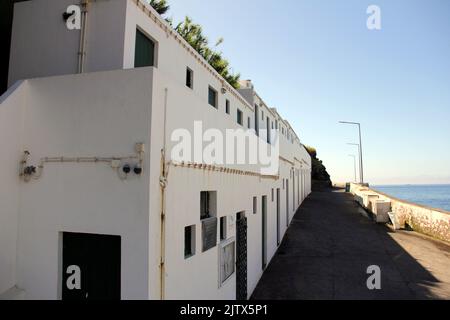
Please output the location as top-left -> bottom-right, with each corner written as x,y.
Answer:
148,1 -> 241,89
149,0 -> 170,15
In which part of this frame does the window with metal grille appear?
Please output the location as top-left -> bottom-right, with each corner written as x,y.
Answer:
202,217 -> 217,252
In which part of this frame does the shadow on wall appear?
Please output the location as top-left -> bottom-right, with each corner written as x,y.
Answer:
251,189 -> 447,299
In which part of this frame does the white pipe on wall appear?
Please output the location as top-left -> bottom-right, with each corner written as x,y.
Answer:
78,0 -> 89,73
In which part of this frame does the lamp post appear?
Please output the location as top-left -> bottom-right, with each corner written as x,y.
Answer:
347,143 -> 361,183
348,154 -> 357,183
339,121 -> 364,184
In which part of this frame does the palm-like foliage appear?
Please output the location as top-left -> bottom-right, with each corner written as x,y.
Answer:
149,0 -> 170,15
175,17 -> 240,89
148,3 -> 240,89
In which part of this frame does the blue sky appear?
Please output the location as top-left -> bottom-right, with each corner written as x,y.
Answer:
166,0 -> 450,184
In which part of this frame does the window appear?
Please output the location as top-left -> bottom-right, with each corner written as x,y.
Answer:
271,188 -> 274,202
220,216 -> 227,241
134,29 -> 155,68
247,117 -> 251,129
184,225 -> 196,258
225,99 -> 230,114
237,109 -> 243,125
219,239 -> 235,285
275,120 -> 278,130
272,121 -> 274,129
202,217 -> 217,252
253,196 -> 257,214
208,86 -> 218,108
266,116 -> 270,144
186,67 -> 193,89
200,191 -> 217,219
261,110 -> 264,120
283,179 -> 285,190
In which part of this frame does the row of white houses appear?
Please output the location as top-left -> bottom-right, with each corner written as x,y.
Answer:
0,0 -> 311,299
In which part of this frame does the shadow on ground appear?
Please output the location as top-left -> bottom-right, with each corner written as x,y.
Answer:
251,188 -> 450,300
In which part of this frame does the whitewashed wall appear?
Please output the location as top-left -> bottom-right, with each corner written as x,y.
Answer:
151,68 -> 311,299
2,0 -> 312,300
1,69 -> 155,299
0,81 -> 27,295
8,0 -> 128,86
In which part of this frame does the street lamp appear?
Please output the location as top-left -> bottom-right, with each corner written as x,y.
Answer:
339,121 -> 364,184
348,154 -> 357,183
347,143 -> 361,183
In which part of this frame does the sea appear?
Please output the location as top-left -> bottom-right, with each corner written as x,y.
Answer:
372,184 -> 450,212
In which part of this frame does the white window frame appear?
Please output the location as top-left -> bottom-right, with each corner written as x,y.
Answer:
218,237 -> 236,288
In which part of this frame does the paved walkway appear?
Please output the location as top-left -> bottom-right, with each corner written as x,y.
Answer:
251,189 -> 450,300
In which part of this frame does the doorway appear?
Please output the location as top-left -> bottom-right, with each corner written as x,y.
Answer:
276,188 -> 280,245
254,104 -> 259,136
236,212 -> 247,300
286,180 -> 289,227
62,232 -> 121,300
261,196 -> 267,269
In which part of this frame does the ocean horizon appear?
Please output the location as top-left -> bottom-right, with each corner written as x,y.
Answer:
372,184 -> 450,212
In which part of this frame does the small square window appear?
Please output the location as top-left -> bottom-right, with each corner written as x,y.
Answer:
186,67 -> 193,89
184,225 -> 196,258
220,216 -> 227,241
237,109 -> 243,126
208,86 -> 218,108
253,196 -> 257,214
226,100 -> 230,114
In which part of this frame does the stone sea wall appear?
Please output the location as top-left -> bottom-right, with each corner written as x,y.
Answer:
349,183 -> 450,243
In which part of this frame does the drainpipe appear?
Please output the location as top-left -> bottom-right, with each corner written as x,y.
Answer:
78,0 -> 89,73
159,88 -> 169,300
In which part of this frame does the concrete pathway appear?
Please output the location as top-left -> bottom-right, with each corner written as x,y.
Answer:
251,189 -> 450,300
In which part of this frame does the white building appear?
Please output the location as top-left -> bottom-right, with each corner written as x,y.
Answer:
0,0 -> 311,300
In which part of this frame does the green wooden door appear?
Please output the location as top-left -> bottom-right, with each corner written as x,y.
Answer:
134,29 -> 155,68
